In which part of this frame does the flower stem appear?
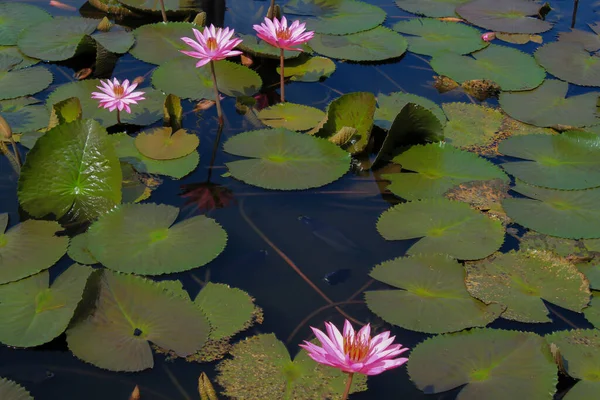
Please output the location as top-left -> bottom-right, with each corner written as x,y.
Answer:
341,373 -> 354,400
279,48 -> 285,102
210,60 -> 224,126
159,0 -> 168,23
8,137 -> 21,168
117,109 -> 122,125
268,0 -> 275,18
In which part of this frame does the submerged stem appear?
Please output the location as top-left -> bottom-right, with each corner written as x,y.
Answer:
341,373 -> 354,400
159,0 -> 168,23
280,48 -> 285,102
210,60 -> 224,126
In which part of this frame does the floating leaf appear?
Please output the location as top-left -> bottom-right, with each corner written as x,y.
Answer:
49,97 -> 82,129
394,0 -> 471,17
535,41 -> 600,87
0,98 -> 48,134
117,0 -> 201,14
0,66 -> 52,101
0,216 -> 68,284
366,254 -> 504,334
130,22 -> 196,65
0,378 -> 33,400
383,143 -> 508,200
377,198 -> 504,260
408,329 -> 557,399
431,44 -> 545,91
0,46 -> 39,70
374,92 -> 445,130
0,3 -> 52,46
520,231 -> 587,258
558,29 -> 600,52
392,18 -> 488,56
18,119 -> 122,221
584,293 -> 600,328
443,178 -> 510,222
0,264 -> 91,347
223,128 -> 350,190
91,30 -> 134,54
86,203 -> 227,275
67,232 -> 98,265
503,183 -> 600,239
309,27 -> 408,62
442,102 -> 503,149
277,55 -> 336,82
258,103 -> 325,131
67,270 -> 210,371
456,0 -> 553,34
135,127 -> 199,160
496,32 -> 543,44
152,58 -> 262,100
236,34 -> 308,59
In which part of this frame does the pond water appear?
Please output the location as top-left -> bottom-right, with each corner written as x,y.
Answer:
1,0 -> 600,399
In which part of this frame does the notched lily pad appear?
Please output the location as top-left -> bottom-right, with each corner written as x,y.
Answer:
277,55 -> 336,82
535,42 -> 600,87
258,103 -> 326,132
130,22 -> 197,65
375,92 -> 445,131
0,378 -> 33,400
456,0 -> 553,34
395,0 -> 471,18
442,102 -> 503,150
135,127 -> 199,160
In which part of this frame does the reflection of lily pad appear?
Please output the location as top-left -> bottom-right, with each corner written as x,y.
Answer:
0,66 -> 53,101
130,22 -> 196,65
223,128 -> 350,190
465,250 -> 590,323
87,203 -> 227,275
442,102 -> 503,149
377,198 -> 505,260
67,270 -> 210,371
258,103 -> 325,131
535,42 -> 600,87
0,264 -> 91,347
135,127 -> 199,160
395,0 -> 471,17
67,232 -> 98,265
0,378 -> 33,400
277,55 -> 336,82
375,92 -> 445,130
503,183 -> 600,239
456,0 -> 553,34
408,329 -> 557,399
0,3 -> 52,46
0,98 -> 48,134
366,254 -> 504,334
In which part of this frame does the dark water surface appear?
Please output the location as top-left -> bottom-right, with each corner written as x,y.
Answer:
0,0 -> 596,399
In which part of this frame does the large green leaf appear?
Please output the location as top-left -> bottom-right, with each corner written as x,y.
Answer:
67,270 -> 210,371
456,0 -> 553,34
0,216 -> 68,284
152,58 -> 262,100
408,329 -> 557,399
0,66 -> 52,101
383,143 -> 508,200
442,102 -> 503,149
309,27 -> 408,62
130,22 -> 196,65
430,44 -> 546,91
277,55 -> 336,82
535,42 -> 600,87
374,92 -> 445,130
91,29 -> 134,54
223,128 -> 351,190
366,254 -> 504,334
395,0 -> 471,17
86,203 -> 227,275
377,198 -> 505,260
503,183 -> 600,239
499,132 -> 600,190
0,264 -> 91,347
67,232 -> 98,265
18,119 -> 122,221
0,98 -> 48,134
0,378 -> 33,400
0,3 -> 52,46
258,103 -> 326,132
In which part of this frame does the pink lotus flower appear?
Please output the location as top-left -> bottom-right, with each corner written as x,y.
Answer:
180,25 -> 243,68
300,320 -> 409,376
481,32 -> 496,42
253,16 -> 314,51
91,78 -> 145,113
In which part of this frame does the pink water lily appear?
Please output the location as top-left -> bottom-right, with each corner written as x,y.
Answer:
253,16 -> 314,51
481,32 -> 496,42
180,25 -> 243,68
91,78 -> 145,124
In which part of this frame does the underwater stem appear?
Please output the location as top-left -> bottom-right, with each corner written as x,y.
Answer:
159,0 -> 168,23
279,48 -> 285,102
210,60 -> 224,125
341,373 -> 354,400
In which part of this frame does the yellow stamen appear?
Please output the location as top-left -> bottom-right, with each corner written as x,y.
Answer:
206,37 -> 218,51
113,85 -> 125,97
276,29 -> 292,40
343,334 -> 370,362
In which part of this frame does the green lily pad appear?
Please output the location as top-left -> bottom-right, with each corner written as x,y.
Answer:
377,198 -> 505,260
383,143 -> 508,200
456,0 -> 553,34
546,329 -> 600,399
578,263 -> 600,290
91,30 -> 134,54
117,0 -> 201,13
0,46 -> 39,70
17,17 -> 98,61
0,216 -> 68,284
86,203 -> 227,275
0,378 -> 33,400
430,44 -> 546,91
283,0 -> 386,35
258,103 -> 325,132
519,231 -> 587,258
130,22 -> 196,65
0,66 -> 52,101
558,29 -> 600,52
365,254 -> 504,334
499,132 -> 600,190
135,127 -> 199,160
408,329 -> 557,399
223,128 -> 350,190
503,183 -> 600,239
18,119 -> 122,221
67,232 -> 98,265
47,80 -> 165,127
395,0 -> 471,17
152,58 -> 262,101
374,92 -> 445,130
499,80 -> 600,128
465,250 -> 590,323
309,26 -> 408,62
392,18 -> 488,56
584,292 -> 600,328
0,98 -> 48,134
442,102 -> 503,149
216,333 -> 367,399
535,41 -> 600,87
66,270 -> 210,372
0,3 -> 52,46
0,264 -> 91,347
237,34 -> 308,60
109,132 -> 199,179
277,55 -> 336,82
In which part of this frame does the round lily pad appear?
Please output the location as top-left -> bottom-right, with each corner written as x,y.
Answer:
465,250 -> 590,323
442,102 -> 503,149
499,80 -> 600,128
456,0 -> 553,34
499,132 -> 600,190
0,98 -> 49,134
408,329 -> 557,399
558,29 -> 600,52
130,22 -> 196,65
237,34 -> 309,60
535,41 -> 600,87
258,103 -> 325,132
135,127 -> 199,160
0,216 -> 68,285
67,232 -> 98,265
309,27 -> 408,62
395,0 -> 471,17
0,66 -> 52,101
503,183 -> 600,239
277,56 -> 336,82
91,29 -> 134,54
0,378 -> 33,400
0,46 -> 39,70
223,128 -> 350,190
365,254 -> 504,334
383,143 -> 508,200
377,198 -> 505,260
392,18 -> 488,56
152,58 -> 262,101
430,44 -> 546,91
86,203 -> 227,275
67,270 -> 210,371
0,264 -> 91,347
375,92 -> 445,130
0,3 -> 52,46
